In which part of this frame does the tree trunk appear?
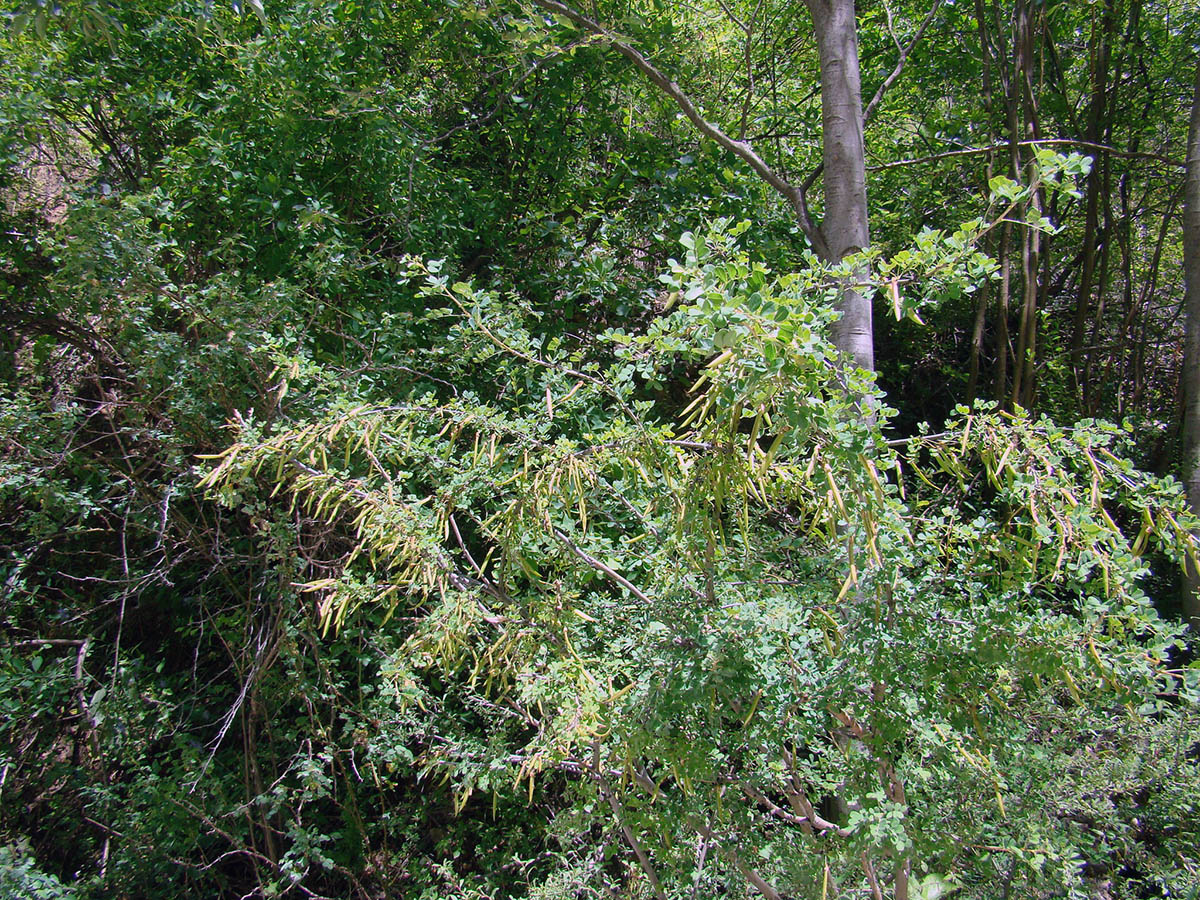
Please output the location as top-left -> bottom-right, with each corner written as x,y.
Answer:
1085,151 -> 1115,416
993,221 -> 1013,403
1008,0 -> 1042,409
1068,0 -> 1115,409
529,0 -> 875,372
806,0 -> 873,373
1011,209 -> 1041,408
966,0 -> 996,405
966,276 -> 990,404
1180,56 -> 1200,631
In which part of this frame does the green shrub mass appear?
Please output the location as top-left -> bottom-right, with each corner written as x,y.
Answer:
1,2 -> 1197,898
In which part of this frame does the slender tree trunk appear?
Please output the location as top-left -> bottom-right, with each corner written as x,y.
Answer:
966,276 -> 990,404
1012,208 -> 1041,408
1009,0 -> 1042,409
1115,171 -> 1136,416
1180,56 -> 1200,631
1069,0 -> 1115,409
989,0 -> 1023,405
997,54 -> 1022,403
966,0 -> 996,404
805,0 -> 873,372
993,221 -> 1013,403
1086,152 -> 1115,415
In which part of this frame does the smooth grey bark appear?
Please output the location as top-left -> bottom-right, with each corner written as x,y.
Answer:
1180,56 -> 1200,631
805,0 -> 873,373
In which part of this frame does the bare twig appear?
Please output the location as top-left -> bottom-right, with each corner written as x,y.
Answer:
869,138 -> 1184,172
111,494 -> 132,690
449,513 -> 485,578
862,851 -> 885,900
863,0 -> 944,127
552,527 -> 651,603
187,621 -> 273,793
528,0 -> 831,257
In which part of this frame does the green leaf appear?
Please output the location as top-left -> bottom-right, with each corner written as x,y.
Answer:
988,175 -> 1023,201
713,328 -> 737,348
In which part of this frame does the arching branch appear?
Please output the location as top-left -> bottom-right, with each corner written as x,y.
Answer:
528,0 -> 831,258
863,0 -> 943,127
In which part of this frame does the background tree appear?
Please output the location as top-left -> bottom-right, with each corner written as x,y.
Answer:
1,1 -> 1198,898
1182,54 -> 1200,631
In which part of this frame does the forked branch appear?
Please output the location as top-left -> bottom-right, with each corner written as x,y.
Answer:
863,0 -> 943,126
528,0 -> 831,258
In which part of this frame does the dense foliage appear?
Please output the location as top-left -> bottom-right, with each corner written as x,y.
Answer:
1,2 -> 1198,899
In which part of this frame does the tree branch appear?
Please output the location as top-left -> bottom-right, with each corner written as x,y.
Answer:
862,851 -> 885,900
552,527 -> 651,603
869,138 -> 1184,172
863,0 -> 943,127
528,0 -> 830,257
730,849 -> 785,900
741,782 -> 852,836
798,162 -> 827,257
589,745 -> 668,900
